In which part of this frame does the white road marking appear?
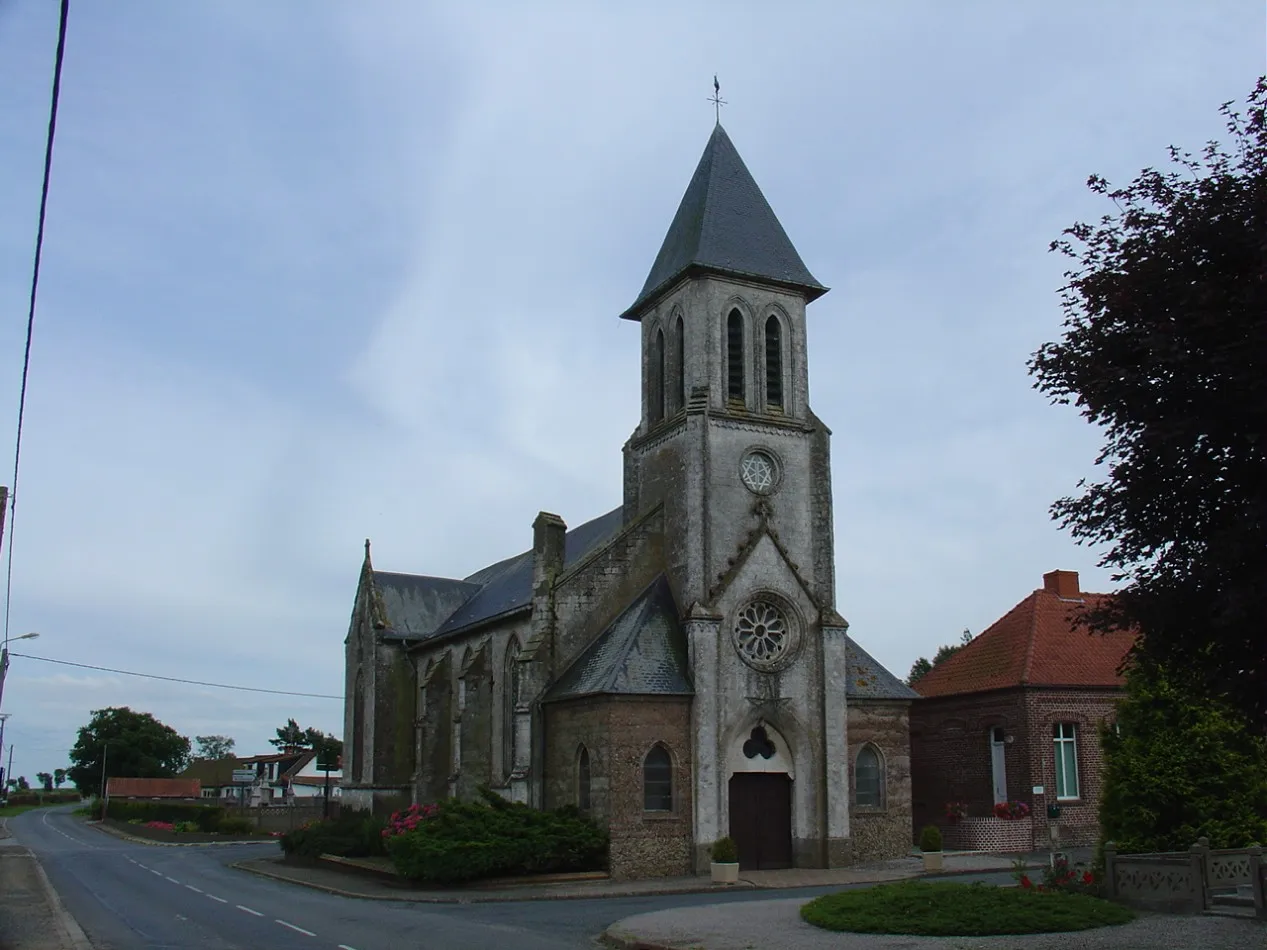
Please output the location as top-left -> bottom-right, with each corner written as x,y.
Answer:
165,876 -> 180,883
275,919 -> 316,936
149,869 -> 163,876
207,894 -> 228,903
338,945 -> 360,950
236,904 -> 264,917
136,862 -> 148,869
185,884 -> 203,893
41,809 -> 99,848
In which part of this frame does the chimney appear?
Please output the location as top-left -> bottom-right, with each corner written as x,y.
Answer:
532,511 -> 567,589
1043,570 -> 1080,598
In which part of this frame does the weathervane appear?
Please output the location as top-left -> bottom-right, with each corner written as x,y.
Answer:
709,75 -> 727,125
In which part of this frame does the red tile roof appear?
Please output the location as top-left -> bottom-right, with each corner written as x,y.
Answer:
914,574 -> 1135,698
107,777 -> 201,798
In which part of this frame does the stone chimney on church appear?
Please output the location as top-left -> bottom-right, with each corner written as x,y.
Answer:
1043,569 -> 1080,598
532,511 -> 567,592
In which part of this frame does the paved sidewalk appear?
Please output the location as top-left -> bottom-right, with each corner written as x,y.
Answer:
0,840 -> 91,950
233,850 -> 1046,904
603,896 -> 1265,950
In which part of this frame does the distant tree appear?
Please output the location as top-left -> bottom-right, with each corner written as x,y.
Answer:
35,772 -> 52,791
270,719 -> 307,755
67,707 -> 190,795
908,629 -> 974,685
16,776 -> 28,790
1029,78 -> 1267,728
194,735 -> 236,760
1100,660 -> 1267,853
308,732 -> 343,770
53,768 -> 66,788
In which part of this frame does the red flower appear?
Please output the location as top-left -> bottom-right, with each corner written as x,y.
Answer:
1020,875 -> 1032,889
1083,871 -> 1094,884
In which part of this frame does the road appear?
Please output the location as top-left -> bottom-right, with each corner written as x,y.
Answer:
10,806 -> 1013,949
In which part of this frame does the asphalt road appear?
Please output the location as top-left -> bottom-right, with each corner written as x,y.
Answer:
10,806 -> 1015,950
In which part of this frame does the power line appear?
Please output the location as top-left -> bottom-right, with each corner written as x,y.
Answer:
3,0 -> 71,642
8,653 -> 341,700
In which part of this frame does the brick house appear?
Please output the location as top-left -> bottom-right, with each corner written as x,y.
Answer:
909,570 -> 1134,851
341,124 -> 915,878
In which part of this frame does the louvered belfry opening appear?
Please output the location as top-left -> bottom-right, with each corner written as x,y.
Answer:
727,309 -> 745,404
651,328 -> 666,423
765,315 -> 783,411
674,316 -> 685,412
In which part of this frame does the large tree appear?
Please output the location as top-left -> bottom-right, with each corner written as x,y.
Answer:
907,629 -> 973,686
67,707 -> 190,795
1029,78 -> 1267,727
269,719 -> 342,765
193,735 -> 236,760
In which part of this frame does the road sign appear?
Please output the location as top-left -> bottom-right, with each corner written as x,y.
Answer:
232,769 -> 256,784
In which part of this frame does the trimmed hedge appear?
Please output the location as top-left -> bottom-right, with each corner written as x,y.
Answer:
104,799 -> 224,832
3,790 -> 79,806
280,811 -> 386,861
384,788 -> 607,885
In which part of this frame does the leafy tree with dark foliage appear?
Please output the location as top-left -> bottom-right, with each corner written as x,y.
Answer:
1029,78 -> 1267,729
67,707 -> 190,794
193,735 -> 236,760
908,629 -> 973,686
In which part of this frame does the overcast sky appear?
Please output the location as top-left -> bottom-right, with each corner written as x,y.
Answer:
0,2 -> 1261,784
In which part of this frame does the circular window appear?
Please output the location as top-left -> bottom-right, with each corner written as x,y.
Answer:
733,599 -> 799,671
740,450 -> 780,495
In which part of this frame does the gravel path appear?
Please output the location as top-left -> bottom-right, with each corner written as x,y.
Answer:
605,896 -> 1264,950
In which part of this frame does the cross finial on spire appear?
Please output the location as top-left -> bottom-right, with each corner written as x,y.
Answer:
708,75 -> 727,125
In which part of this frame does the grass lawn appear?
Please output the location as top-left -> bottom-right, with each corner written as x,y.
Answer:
0,802 -> 61,819
800,881 -> 1135,936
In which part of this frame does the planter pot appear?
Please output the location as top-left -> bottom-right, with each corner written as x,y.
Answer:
922,851 -> 944,872
711,861 -> 740,885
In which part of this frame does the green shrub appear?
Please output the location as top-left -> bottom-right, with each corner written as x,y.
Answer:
280,810 -> 385,861
710,836 -> 738,863
104,799 -> 224,832
919,825 -> 942,852
217,816 -> 255,835
385,788 -> 608,885
173,820 -> 200,833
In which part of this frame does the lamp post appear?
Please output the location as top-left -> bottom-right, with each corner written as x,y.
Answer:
0,631 -> 41,714
0,713 -> 9,792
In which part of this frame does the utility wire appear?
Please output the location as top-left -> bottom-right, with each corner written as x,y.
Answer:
8,652 -> 341,700
3,0 -> 71,642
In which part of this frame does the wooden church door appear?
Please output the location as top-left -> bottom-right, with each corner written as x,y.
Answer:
728,773 -> 793,870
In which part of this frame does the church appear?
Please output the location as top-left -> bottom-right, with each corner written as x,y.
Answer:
341,123 -> 918,879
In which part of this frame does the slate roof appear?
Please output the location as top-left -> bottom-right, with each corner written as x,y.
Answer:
372,572 -> 481,639
621,124 -> 827,320
914,580 -> 1134,699
846,636 -> 920,700
546,575 -> 692,701
429,506 -> 626,639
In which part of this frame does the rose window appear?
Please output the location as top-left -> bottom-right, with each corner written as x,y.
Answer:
734,600 -> 790,665
740,451 -> 778,494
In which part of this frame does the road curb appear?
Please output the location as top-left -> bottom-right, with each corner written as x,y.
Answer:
30,851 -> 93,950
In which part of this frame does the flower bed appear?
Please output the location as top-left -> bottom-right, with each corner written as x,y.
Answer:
103,817 -> 275,843
941,815 -> 1034,852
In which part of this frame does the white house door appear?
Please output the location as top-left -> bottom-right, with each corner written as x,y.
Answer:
990,727 -> 1007,804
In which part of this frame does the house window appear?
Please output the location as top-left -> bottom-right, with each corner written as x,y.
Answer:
726,309 -> 745,404
643,744 -> 673,811
577,746 -> 591,813
651,327 -> 666,423
764,315 -> 783,411
855,745 -> 883,808
674,316 -> 685,412
1053,723 -> 1079,799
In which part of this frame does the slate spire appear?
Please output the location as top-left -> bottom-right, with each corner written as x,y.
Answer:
621,125 -> 827,320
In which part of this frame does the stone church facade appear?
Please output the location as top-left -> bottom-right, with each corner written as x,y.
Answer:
342,124 -> 916,879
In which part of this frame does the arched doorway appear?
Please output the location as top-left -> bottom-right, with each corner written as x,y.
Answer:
727,723 -> 793,870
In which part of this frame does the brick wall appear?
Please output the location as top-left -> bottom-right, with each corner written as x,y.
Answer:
848,701 -> 913,860
911,686 -> 1123,850
943,816 -> 1035,851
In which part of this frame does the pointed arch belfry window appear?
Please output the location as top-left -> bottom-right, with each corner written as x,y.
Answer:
765,315 -> 783,411
651,328 -> 666,423
352,668 -> 365,781
727,309 -> 745,404
577,745 -> 592,813
674,316 -> 685,412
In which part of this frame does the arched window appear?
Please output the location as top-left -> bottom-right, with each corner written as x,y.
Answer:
352,669 -> 365,781
726,309 -> 745,404
577,745 -> 591,813
855,745 -> 883,808
503,639 -> 522,778
674,316 -> 685,412
650,328 -> 665,423
643,744 -> 673,811
765,315 -> 783,411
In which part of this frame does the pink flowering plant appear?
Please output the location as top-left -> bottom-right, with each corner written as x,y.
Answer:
143,821 -> 175,831
993,800 -> 1031,820
383,802 -> 442,840
944,801 -> 968,824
